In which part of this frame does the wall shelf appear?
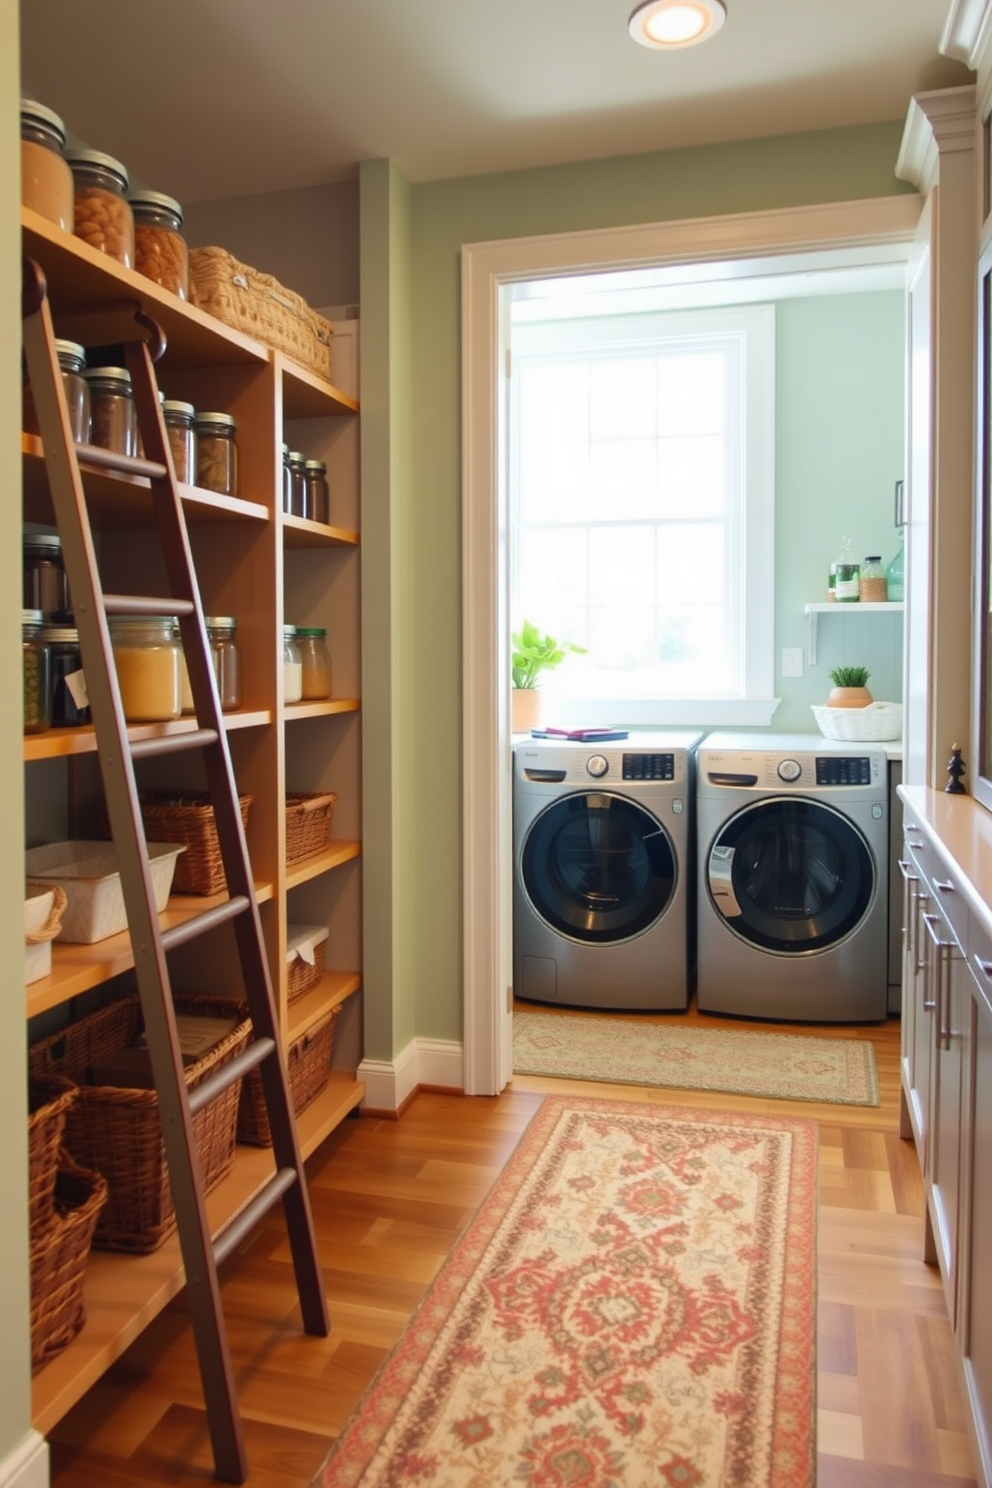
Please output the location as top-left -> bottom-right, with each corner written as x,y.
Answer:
803,601 -> 904,665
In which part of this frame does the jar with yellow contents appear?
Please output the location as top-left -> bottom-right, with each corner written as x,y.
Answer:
109,615 -> 181,722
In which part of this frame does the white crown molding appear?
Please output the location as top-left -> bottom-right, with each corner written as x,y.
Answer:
357,1038 -> 464,1112
896,85 -> 978,192
941,0 -> 992,67
0,1433 -> 48,1488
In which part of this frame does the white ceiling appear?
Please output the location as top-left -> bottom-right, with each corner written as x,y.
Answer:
20,0 -> 973,207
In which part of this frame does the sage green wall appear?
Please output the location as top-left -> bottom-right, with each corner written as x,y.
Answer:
384,121 -> 913,1047
774,291 -> 906,731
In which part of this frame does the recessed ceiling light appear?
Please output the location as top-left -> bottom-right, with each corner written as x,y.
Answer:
628,0 -> 726,49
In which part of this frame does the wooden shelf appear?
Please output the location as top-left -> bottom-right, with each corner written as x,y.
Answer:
30,1068 -> 365,1436
285,841 -> 360,890
282,514 -> 359,548
283,699 -> 359,722
287,971 -> 362,1040
25,885 -> 276,1018
24,710 -> 272,763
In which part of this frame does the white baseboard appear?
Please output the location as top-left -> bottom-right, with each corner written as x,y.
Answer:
358,1038 -> 463,1112
0,1432 -> 48,1488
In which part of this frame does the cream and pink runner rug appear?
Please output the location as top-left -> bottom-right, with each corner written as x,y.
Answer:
314,1095 -> 818,1487
514,1009 -> 880,1106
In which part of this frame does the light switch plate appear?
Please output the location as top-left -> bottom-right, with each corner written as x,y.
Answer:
782,647 -> 804,678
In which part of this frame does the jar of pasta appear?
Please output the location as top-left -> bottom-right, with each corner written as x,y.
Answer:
194,411 -> 238,496
163,400 -> 196,483
84,366 -> 138,457
109,615 -> 181,722
20,98 -> 73,231
130,189 -> 189,299
65,149 -> 135,267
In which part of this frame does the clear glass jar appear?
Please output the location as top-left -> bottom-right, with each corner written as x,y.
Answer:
41,622 -> 90,727
302,460 -> 330,524
173,625 -> 195,715
885,535 -> 905,603
20,98 -> 73,231
23,533 -> 69,619
129,189 -> 189,299
84,366 -> 138,457
834,536 -> 860,603
163,400 -> 196,483
23,339 -> 91,444
288,451 -> 306,516
859,555 -> 888,603
206,617 -> 242,710
195,412 -> 238,496
109,615 -> 181,722
296,627 -> 332,699
281,444 -> 293,513
283,625 -> 303,704
65,148 -> 135,267
23,610 -> 51,735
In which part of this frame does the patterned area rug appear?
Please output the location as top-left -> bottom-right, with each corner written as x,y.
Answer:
514,1010 -> 880,1107
314,1096 -> 818,1488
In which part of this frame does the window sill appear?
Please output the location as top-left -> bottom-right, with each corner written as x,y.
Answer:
530,698 -> 782,729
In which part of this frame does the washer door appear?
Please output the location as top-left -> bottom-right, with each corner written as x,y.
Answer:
520,791 -> 676,945
707,797 -> 874,953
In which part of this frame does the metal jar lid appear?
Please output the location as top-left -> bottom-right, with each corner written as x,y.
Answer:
194,411 -> 236,431
40,625 -> 80,644
127,188 -> 183,226
20,98 -> 67,148
24,533 -> 62,552
295,627 -> 327,638
83,366 -> 132,393
163,399 -> 196,420
283,624 -> 298,636
205,616 -> 237,630
303,460 -> 327,474
22,608 -> 44,627
54,339 -> 86,372
64,148 -> 130,194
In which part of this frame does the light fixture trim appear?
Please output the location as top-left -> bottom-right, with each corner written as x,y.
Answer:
628,0 -> 727,49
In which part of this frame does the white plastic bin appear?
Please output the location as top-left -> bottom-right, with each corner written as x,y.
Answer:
24,841 -> 186,944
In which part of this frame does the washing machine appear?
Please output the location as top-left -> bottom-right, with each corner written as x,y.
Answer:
695,731 -> 889,1022
513,732 -> 702,1010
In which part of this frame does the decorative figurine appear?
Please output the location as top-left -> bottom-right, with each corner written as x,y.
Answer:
946,744 -> 967,794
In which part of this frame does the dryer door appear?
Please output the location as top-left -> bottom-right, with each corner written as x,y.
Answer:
707,797 -> 874,953
520,791 -> 676,944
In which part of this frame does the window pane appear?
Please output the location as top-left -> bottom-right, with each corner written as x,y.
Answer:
517,526 -> 588,623
658,435 -> 725,517
590,439 -> 657,518
517,361 -> 590,522
656,522 -> 724,605
590,357 -> 657,438
658,351 -> 725,435
588,525 -> 655,605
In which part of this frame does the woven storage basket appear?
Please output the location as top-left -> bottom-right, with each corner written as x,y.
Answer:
99,791 -> 253,896
237,1005 -> 340,1147
188,247 -> 334,384
27,1075 -> 78,1239
286,924 -> 329,1005
29,994 -> 252,1254
811,701 -> 903,742
285,791 -> 338,865
30,1151 -> 108,1374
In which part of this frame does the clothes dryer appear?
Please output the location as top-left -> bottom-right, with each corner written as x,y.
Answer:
513,733 -> 701,1010
695,731 -> 889,1021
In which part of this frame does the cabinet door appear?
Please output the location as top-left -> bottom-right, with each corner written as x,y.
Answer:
900,840 -> 932,1154
960,968 -> 992,1487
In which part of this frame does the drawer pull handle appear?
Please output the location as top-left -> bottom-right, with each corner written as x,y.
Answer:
976,959 -> 992,983
933,879 -> 956,894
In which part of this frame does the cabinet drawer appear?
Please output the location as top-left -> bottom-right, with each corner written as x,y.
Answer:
928,842 -> 970,954
901,814 -> 931,884
968,913 -> 992,1021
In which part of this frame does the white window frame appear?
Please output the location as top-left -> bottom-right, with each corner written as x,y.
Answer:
509,301 -> 776,725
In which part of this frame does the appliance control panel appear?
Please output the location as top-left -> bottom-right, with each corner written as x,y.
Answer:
622,753 -> 675,781
815,756 -> 873,786
701,747 -> 883,790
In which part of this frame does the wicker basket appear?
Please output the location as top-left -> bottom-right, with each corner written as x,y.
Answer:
286,923 -> 329,1005
99,791 -> 253,896
811,701 -> 903,742
237,1005 -> 340,1147
188,247 -> 334,384
285,792 -> 338,865
29,994 -> 252,1253
27,1075 -> 78,1239
30,1152 -> 108,1374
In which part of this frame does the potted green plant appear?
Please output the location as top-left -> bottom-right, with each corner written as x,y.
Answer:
826,665 -> 873,709
510,620 -> 585,731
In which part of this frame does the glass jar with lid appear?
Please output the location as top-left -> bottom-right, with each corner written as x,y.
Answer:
281,444 -> 293,513
23,610 -> 51,735
859,555 -> 888,603
23,533 -> 69,619
163,400 -> 196,483
302,460 -> 330,524
194,412 -> 238,496
129,189 -> 189,299
206,617 -> 242,710
23,339 -> 90,445
109,615 -> 181,722
283,626 -> 303,704
41,622 -> 90,727
20,97 -> 73,230
84,366 -> 138,457
65,148 -> 135,267
295,627 -> 332,700
287,451 -> 307,516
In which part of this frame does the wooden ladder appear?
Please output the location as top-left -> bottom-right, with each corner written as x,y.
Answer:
22,256 -> 330,1484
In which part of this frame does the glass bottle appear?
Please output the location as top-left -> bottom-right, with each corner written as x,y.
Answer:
23,339 -> 90,445
129,189 -> 189,299
163,400 -> 197,483
281,444 -> 293,513
20,97 -> 73,231
885,535 -> 905,602
283,625 -> 303,704
22,610 -> 51,734
288,451 -> 307,516
23,533 -> 69,619
40,621 -> 90,727
194,411 -> 238,496
296,626 -> 332,699
302,459 -> 330,524
108,615 -> 182,722
65,148 -> 135,267
206,617 -> 242,710
84,366 -> 138,457
859,555 -> 887,603
834,536 -> 860,603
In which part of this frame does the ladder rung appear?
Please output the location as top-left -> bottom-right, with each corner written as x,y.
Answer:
130,727 -> 221,761
103,594 -> 195,618
187,1036 -> 277,1118
74,442 -> 168,481
213,1169 -> 299,1268
160,896 -> 251,952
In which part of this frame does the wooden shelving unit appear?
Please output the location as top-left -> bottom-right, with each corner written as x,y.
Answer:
22,205 -> 363,1434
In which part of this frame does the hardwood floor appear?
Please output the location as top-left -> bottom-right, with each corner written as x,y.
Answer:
45,1003 -> 977,1487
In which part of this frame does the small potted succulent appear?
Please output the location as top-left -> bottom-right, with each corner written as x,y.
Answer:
826,665 -> 873,709
511,620 -> 585,731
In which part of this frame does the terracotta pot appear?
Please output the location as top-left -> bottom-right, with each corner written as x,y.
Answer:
511,687 -> 542,733
826,686 -> 874,709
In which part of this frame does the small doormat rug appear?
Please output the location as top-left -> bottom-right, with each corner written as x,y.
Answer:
514,1010 -> 880,1107
314,1096 -> 818,1488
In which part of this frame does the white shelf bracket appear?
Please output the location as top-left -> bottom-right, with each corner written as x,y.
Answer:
807,608 -> 819,667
